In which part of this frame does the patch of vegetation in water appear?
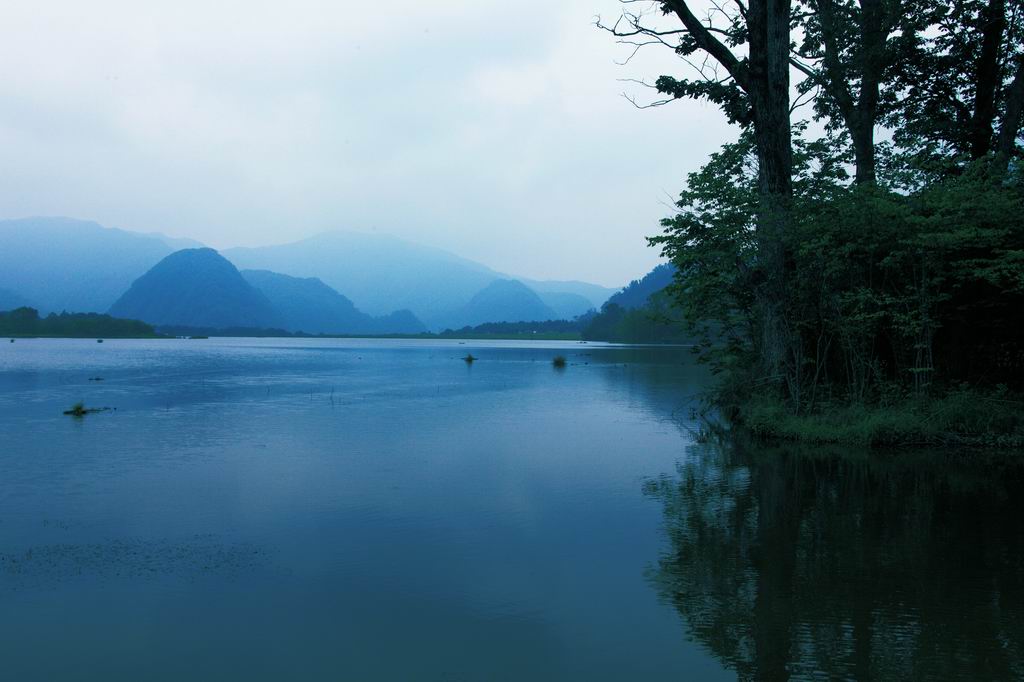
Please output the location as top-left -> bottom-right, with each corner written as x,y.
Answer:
63,402 -> 113,417
552,355 -> 567,368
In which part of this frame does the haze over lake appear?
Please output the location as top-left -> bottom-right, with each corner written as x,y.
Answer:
1,339 -> 1020,680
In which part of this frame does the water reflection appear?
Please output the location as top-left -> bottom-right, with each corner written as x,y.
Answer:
6,338 -> 1021,679
645,443 -> 1024,680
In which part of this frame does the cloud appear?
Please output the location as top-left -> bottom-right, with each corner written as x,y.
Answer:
0,0 -> 735,286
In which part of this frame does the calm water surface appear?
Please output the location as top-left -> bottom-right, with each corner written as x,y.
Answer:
0,338 -> 1021,680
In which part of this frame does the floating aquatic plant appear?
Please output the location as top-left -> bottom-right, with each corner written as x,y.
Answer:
63,402 -> 112,417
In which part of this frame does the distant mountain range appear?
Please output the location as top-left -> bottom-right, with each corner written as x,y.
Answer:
107,249 -> 427,334
222,231 -> 610,327
0,287 -> 30,312
435,279 -> 556,330
240,269 -> 425,334
0,217 -> 615,330
0,217 -> 180,314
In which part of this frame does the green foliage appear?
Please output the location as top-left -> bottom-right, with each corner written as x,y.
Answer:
580,298 -> 692,344
580,265 -> 692,344
650,126 -> 851,373
790,163 -> 1024,400
648,133 -> 759,369
879,0 -> 1024,167
651,126 -> 1024,420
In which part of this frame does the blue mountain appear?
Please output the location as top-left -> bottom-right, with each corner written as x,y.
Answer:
109,249 -> 282,329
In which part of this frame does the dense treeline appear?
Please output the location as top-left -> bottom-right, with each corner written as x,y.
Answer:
158,320 -> 586,340
581,298 -> 691,344
604,0 -> 1024,426
0,307 -> 156,337
579,264 -> 693,343
438,291 -> 695,343
437,302 -> 692,343
438,319 -> 585,339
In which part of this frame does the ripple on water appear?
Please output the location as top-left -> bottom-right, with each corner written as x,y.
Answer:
0,535 -> 272,591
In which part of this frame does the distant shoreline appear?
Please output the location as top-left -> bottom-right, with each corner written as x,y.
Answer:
5,334 -> 695,346
6,334 -> 164,340
173,330 -> 583,341
2,304 -> 689,344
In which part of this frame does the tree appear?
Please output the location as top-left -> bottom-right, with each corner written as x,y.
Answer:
600,0 -> 800,397
606,0 -> 1024,412
791,0 -> 921,185
883,0 -> 1024,173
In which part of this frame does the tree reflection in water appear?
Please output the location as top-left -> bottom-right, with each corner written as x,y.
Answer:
644,443 -> 1024,680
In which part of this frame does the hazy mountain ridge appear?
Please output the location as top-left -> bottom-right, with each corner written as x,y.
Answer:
241,269 -> 425,334
109,249 -> 284,329
1,218 -> 616,329
532,291 -> 594,319
439,279 -> 559,330
605,263 -> 676,310
0,287 -> 31,312
143,232 -> 206,251
224,231 -> 499,324
370,309 -> 427,335
224,230 -> 614,328
241,269 -> 369,334
0,217 -> 175,314
520,278 -> 614,309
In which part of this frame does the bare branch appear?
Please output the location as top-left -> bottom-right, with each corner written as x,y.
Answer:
789,57 -> 819,81
661,0 -> 750,91
623,92 -> 675,109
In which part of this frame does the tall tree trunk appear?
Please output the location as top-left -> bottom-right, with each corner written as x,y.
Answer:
663,0 -> 797,396
749,0 -> 797,398
815,0 -> 886,185
969,0 -> 1006,159
749,0 -> 795,200
995,55 -> 1024,170
855,0 -> 886,184
850,127 -> 876,184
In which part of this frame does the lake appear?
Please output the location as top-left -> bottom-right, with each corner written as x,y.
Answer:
0,338 -> 1021,680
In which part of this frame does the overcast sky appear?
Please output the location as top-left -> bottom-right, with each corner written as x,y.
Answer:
0,1 -> 734,287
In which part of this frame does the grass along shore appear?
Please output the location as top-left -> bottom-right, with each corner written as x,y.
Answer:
736,388 -> 1024,449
